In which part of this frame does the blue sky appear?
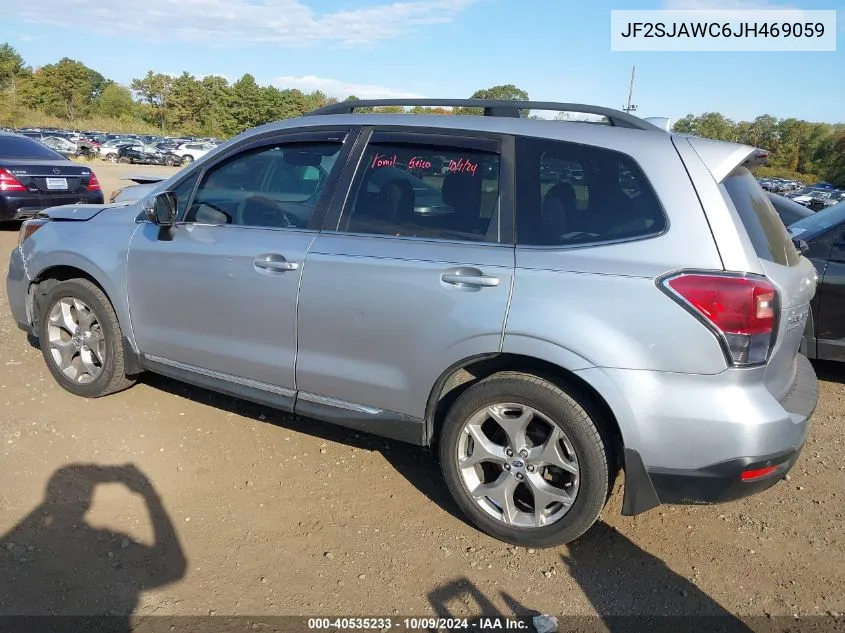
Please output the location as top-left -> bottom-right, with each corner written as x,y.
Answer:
1,0 -> 842,123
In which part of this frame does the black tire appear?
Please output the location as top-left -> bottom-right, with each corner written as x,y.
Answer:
37,278 -> 136,398
181,155 -> 194,165
439,371 -> 609,547
105,153 -> 117,163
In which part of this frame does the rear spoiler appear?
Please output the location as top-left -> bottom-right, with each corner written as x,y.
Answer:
681,136 -> 764,182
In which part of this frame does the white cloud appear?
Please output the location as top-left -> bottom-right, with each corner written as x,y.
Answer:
272,75 -> 424,99
8,0 -> 480,46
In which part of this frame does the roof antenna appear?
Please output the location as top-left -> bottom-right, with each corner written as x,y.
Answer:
622,66 -> 638,114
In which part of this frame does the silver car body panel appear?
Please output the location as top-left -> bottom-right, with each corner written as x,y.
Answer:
5,110 -> 818,503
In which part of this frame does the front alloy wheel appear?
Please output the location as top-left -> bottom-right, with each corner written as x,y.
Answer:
38,278 -> 136,398
46,297 -> 107,384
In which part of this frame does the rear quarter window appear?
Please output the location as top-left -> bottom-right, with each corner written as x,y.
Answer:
722,167 -> 800,267
515,137 -> 666,247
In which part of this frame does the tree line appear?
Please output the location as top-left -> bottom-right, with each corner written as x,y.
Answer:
672,112 -> 845,186
1,42 -> 841,184
0,43 -> 521,138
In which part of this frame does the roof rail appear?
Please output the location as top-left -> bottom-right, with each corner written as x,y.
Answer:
305,99 -> 662,131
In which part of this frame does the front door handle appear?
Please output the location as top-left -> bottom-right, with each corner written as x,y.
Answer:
441,267 -> 500,288
254,253 -> 299,272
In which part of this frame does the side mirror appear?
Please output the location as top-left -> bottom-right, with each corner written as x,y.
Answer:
792,237 -> 809,255
143,192 -> 178,226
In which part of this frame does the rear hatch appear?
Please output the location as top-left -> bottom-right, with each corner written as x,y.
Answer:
720,166 -> 817,401
1,158 -> 97,195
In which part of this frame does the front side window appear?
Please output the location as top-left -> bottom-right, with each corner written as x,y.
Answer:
184,141 -> 342,229
515,137 -> 666,247
339,142 -> 501,242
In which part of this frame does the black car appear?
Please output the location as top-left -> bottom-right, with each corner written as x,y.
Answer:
788,200 -> 845,361
0,132 -> 103,222
116,144 -> 182,167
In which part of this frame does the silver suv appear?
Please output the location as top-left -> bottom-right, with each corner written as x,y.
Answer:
5,100 -> 819,547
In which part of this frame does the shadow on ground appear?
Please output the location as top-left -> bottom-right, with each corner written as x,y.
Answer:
0,463 -> 186,630
141,372 -> 467,525
810,359 -> 845,385
560,522 -> 755,632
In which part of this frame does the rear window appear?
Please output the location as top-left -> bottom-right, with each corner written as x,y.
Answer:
722,167 -> 800,266
0,135 -> 66,160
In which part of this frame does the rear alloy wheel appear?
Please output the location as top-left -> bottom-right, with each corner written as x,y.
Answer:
439,372 -> 609,547
38,279 -> 136,398
105,153 -> 118,163
181,155 -> 194,165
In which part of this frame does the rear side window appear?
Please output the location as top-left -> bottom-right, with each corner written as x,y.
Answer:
722,167 -> 800,266
515,137 -> 666,246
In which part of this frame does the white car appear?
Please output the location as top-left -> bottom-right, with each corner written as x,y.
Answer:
172,142 -> 215,164
99,138 -> 141,161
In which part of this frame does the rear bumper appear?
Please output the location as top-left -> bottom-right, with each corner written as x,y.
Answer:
0,191 -> 104,221
616,354 -> 818,514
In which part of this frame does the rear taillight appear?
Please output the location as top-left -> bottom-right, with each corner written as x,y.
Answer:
18,218 -> 49,245
660,272 -> 778,367
87,172 -> 102,191
0,168 -> 27,192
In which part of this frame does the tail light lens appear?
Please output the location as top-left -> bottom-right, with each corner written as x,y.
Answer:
660,272 -> 778,366
18,218 -> 49,245
0,168 -> 27,192
87,172 -> 102,191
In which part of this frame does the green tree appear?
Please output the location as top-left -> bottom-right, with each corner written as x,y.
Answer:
0,42 -> 29,109
199,75 -> 236,137
230,73 -> 262,132
97,83 -> 134,119
22,58 -> 98,121
166,72 -> 207,134
459,84 -> 529,115
131,71 -> 175,132
0,43 -> 25,90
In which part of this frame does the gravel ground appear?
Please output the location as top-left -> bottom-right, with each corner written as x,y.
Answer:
0,163 -> 843,625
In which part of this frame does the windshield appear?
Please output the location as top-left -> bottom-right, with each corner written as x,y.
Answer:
788,200 -> 845,238
0,135 -> 66,160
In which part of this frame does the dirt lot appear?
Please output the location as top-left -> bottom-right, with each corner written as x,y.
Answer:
0,162 -> 843,625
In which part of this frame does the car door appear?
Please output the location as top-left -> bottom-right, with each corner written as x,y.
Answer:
126,128 -> 354,406
294,128 -> 515,441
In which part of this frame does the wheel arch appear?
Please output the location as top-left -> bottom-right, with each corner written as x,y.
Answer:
28,263 -> 142,376
424,352 -> 626,468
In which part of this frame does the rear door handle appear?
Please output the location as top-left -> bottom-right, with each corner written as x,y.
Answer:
254,253 -> 299,272
441,268 -> 500,288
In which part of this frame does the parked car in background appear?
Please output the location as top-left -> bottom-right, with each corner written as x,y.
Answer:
788,201 -> 845,362
99,138 -> 141,161
117,144 -> 182,167
172,142 -> 215,165
6,99 -> 819,547
789,188 -> 844,211
0,132 -> 102,222
39,136 -> 79,158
